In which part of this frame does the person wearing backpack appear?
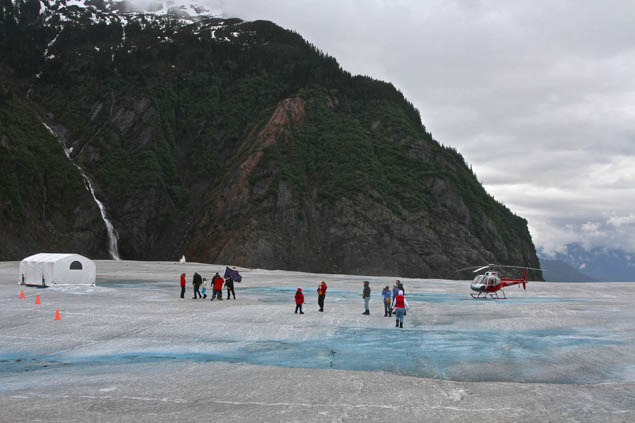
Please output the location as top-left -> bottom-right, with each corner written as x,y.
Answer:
382,285 -> 392,317
317,281 -> 327,312
225,275 -> 236,300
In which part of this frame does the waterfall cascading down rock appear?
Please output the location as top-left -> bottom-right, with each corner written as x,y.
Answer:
80,173 -> 121,260
42,122 -> 121,260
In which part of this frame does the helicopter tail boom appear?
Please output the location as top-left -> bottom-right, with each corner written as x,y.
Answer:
501,268 -> 530,289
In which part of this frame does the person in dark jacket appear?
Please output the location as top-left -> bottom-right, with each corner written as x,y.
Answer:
192,272 -> 202,299
180,273 -> 186,299
294,288 -> 304,314
211,272 -> 224,301
362,281 -> 371,315
225,275 -> 236,300
317,281 -> 327,312
382,285 -> 392,317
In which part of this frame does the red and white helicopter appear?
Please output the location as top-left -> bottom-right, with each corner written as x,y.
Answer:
458,264 -> 542,299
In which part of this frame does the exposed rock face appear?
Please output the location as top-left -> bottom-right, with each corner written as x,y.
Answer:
0,4 -> 541,278
184,96 -> 538,279
231,97 -> 306,203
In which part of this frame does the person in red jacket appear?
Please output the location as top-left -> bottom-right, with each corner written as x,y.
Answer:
294,288 -> 304,314
179,273 -> 186,298
211,272 -> 224,301
393,290 -> 409,328
317,281 -> 327,312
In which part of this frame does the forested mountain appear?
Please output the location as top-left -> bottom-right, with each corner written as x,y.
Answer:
0,0 -> 542,278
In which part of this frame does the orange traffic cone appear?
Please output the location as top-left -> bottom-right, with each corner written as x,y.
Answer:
54,309 -> 61,320
19,290 -> 25,299
35,295 -> 40,305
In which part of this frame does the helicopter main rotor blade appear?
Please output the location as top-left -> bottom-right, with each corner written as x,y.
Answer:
497,265 -> 544,271
456,265 -> 489,272
456,264 -> 546,273
473,265 -> 491,273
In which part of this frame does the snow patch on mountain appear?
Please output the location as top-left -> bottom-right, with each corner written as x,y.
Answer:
31,0 -> 240,67
39,0 -> 224,19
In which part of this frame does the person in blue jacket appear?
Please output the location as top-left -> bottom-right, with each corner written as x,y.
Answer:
391,284 -> 400,308
382,285 -> 392,317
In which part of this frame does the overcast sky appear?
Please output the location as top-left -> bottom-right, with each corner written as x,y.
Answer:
210,0 -> 635,255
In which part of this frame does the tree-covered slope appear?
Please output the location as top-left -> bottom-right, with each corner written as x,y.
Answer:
0,65 -> 108,258
0,0 -> 542,278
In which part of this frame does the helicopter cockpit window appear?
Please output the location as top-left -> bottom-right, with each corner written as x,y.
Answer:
487,277 -> 496,286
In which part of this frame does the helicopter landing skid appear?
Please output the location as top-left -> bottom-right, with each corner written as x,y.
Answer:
471,290 -> 508,299
489,290 -> 507,299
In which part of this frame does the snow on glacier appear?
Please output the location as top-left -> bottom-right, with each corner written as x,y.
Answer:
2,260 -> 635,391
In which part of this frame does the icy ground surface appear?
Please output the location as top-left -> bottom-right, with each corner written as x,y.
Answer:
1,260 -> 634,422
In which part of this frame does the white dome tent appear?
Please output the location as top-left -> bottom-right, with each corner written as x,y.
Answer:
19,253 -> 96,287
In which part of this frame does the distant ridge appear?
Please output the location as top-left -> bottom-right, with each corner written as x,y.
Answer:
540,244 -> 635,282
539,258 -> 596,282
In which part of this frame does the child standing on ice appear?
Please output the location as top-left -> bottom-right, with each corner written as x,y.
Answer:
201,278 -> 208,299
294,288 -> 304,314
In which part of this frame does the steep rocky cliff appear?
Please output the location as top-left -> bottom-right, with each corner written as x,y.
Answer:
0,0 -> 542,278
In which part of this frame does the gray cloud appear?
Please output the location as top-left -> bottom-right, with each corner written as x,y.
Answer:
204,1 -> 635,254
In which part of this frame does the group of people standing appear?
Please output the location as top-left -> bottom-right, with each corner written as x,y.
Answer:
366,280 -> 409,328
295,280 -> 410,328
180,272 -> 410,328
180,272 -> 236,301
294,281 -> 327,314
